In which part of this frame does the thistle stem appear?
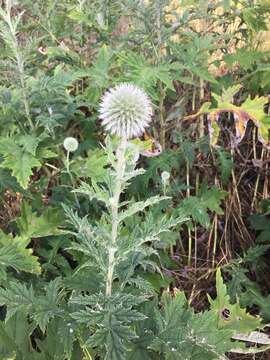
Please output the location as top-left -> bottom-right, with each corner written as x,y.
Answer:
106,137 -> 127,297
66,151 -> 70,173
65,151 -> 80,209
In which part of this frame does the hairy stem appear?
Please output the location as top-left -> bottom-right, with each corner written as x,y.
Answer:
65,151 -> 80,209
106,137 -> 127,297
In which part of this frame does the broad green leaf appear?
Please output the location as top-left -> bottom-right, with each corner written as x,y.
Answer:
36,147 -> 58,159
57,319 -> 76,358
0,138 -> 16,154
33,278 -> 64,332
220,85 -> 242,103
74,181 -> 110,204
151,290 -> 233,359
1,150 -> 41,189
0,279 -> 64,333
16,202 -> 66,239
0,244 -> 40,278
72,148 -> 108,181
17,135 -> 40,156
241,286 -> 270,322
35,319 -> 70,359
0,168 -> 22,193
0,282 -> 34,322
249,213 -> 270,242
180,187 -> 227,228
0,232 -> 40,279
0,313 -> 36,359
119,52 -> 175,100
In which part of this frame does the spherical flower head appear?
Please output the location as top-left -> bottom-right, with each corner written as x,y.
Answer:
99,83 -> 153,139
63,137 -> 78,152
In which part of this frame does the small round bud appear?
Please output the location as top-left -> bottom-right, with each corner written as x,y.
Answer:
63,137 -> 78,152
161,171 -> 170,184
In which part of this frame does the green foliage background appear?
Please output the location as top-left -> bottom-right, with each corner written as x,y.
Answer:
0,0 -> 270,359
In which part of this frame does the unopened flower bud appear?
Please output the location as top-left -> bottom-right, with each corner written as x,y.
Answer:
161,171 -> 170,184
63,137 -> 78,152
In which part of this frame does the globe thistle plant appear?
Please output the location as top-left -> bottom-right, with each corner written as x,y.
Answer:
97,84 -> 152,296
99,83 -> 152,139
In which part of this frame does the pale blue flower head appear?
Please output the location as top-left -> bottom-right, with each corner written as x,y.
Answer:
99,83 -> 153,139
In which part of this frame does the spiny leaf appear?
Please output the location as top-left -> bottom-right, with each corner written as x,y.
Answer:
151,290 -> 233,359
0,168 -> 22,193
0,232 -> 41,279
220,85 -> 242,103
33,278 -> 64,332
119,52 -> 175,100
119,196 -> 170,223
35,319 -> 70,359
0,282 -> 34,322
57,319 -> 76,358
72,148 -> 109,181
17,135 -> 41,156
73,181 -> 110,204
0,312 -> 36,359
180,186 -> 227,228
0,148 -> 41,189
